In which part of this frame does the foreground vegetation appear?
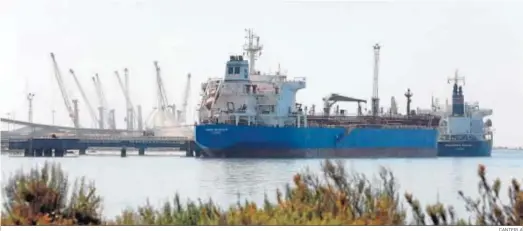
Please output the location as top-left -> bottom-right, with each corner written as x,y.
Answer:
1,160 -> 522,225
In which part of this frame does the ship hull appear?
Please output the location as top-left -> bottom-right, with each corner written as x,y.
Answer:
195,124 -> 439,158
437,140 -> 492,157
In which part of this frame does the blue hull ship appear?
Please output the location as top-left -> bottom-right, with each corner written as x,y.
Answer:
196,124 -> 439,158
437,140 -> 492,157
436,70 -> 493,157
195,30 -> 441,158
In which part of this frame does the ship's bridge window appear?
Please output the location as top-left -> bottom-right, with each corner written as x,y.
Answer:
234,66 -> 240,74
228,67 -> 234,74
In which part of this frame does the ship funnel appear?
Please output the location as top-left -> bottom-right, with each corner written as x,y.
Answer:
450,73 -> 465,116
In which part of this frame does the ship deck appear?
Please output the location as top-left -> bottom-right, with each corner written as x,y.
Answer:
306,114 -> 441,127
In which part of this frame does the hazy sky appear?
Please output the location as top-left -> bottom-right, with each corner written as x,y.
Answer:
1,0 -> 522,146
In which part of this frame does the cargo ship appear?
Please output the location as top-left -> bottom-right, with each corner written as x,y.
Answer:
437,71 -> 493,157
194,30 -> 441,158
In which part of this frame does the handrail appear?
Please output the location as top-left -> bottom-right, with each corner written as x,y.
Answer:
6,136 -> 189,141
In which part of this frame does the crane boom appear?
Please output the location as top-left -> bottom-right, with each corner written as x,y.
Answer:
92,74 -> 111,128
50,53 -> 79,127
92,76 -> 104,111
70,69 -> 98,127
154,61 -> 170,110
115,70 -> 136,129
115,70 -> 134,109
94,75 -> 108,111
180,73 -> 191,124
124,68 -> 135,130
92,76 -> 104,128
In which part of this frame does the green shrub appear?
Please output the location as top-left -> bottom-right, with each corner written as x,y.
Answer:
1,162 -> 102,225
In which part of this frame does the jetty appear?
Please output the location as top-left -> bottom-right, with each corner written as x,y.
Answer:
6,136 -> 202,158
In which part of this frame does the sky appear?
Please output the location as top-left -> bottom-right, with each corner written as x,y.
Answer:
1,0 -> 522,146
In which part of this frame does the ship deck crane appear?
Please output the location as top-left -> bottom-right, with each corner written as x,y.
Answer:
70,69 -> 98,128
50,53 -> 79,128
322,93 -> 366,116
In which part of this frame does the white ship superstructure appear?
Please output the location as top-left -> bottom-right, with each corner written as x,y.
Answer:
197,29 -> 307,127
433,71 -> 493,142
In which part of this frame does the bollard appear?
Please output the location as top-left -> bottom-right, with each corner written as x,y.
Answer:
121,147 -> 127,157
138,148 -> 145,156
79,149 -> 86,155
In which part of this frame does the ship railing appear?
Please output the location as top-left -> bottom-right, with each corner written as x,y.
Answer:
439,134 -> 483,141
205,77 -> 223,82
306,112 -> 439,119
310,124 -> 439,130
285,77 -> 306,83
28,135 -> 189,141
306,115 -> 440,125
199,119 -> 439,130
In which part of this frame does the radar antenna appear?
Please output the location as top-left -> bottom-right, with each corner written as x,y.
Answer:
243,29 -> 263,75
447,69 -> 465,86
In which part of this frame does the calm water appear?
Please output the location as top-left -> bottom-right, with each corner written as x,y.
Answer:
1,150 -> 522,220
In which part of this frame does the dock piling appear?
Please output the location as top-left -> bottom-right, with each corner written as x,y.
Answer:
34,149 -> 43,157
121,147 -> 127,157
43,149 -> 52,157
54,149 -> 65,157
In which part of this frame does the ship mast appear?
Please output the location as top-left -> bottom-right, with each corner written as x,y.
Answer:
243,29 -> 263,75
447,69 -> 466,86
448,69 -> 466,117
371,44 -> 381,117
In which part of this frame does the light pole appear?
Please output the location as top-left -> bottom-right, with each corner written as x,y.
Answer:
27,93 -> 35,123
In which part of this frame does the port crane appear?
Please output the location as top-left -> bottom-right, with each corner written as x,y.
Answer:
115,69 -> 136,130
144,61 -> 176,130
50,53 -> 80,128
70,69 -> 98,128
92,74 -> 114,129
154,61 -> 173,112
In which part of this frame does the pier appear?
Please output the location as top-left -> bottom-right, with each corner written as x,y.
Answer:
6,136 -> 202,158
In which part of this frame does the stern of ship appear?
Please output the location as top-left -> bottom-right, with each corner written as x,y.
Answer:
437,140 -> 492,157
